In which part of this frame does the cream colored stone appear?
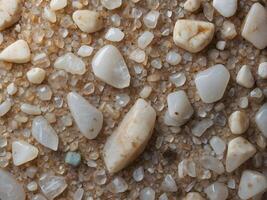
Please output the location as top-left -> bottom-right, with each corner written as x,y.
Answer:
213,0 -> 237,17
236,65 -> 254,88
228,111 -> 249,134
26,68 -> 46,84
50,0 -> 67,11
184,0 -> 201,12
183,192 -> 205,200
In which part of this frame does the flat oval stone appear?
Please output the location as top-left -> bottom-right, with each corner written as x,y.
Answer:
0,169 -> 26,200
67,92 -> 103,139
195,64 -> 230,103
92,45 -> 130,89
32,116 -> 59,151
255,103 -> 267,137
213,0 -> 237,17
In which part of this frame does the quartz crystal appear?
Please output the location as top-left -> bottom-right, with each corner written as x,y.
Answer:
133,166 -> 144,182
0,99 -> 12,117
21,104 -> 41,115
166,51 -> 182,65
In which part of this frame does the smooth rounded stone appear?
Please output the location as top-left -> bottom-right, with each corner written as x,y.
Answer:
77,45 -> 93,57
32,194 -> 47,200
209,136 -> 226,155
205,182 -> 229,200
139,85 -> 152,98
143,10 -> 160,29
54,53 -> 85,75
27,181 -> 38,191
21,103 -> 41,115
36,85 -> 52,101
221,20 -> 237,40
50,0 -> 67,11
32,116 -> 59,151
241,3 -> 267,49
173,19 -> 215,53
255,103 -> 267,137
105,27 -> 124,42
195,64 -> 230,103
160,174 -> 178,192
169,72 -> 186,87
191,118 -> 213,137
183,192 -> 205,200
65,151 -> 81,167
7,83 -> 17,95
213,0 -> 237,17
12,140 -> 38,166
0,99 -> 12,116
92,45 -> 130,89
0,169 -> 26,200
44,6 -> 57,23
107,177 -> 128,194
72,10 -> 103,33
139,187 -> 155,200
0,0 -> 22,31
130,48 -> 146,63
258,62 -> 267,79
184,0 -> 201,12
27,68 -> 46,84
101,0 -> 122,10
164,91 -> 194,127
228,111 -> 249,135
67,92 -> 103,139
226,136 -> 256,173
236,65 -> 254,88
0,40 -> 31,63
200,155 -> 225,174
238,170 -> 267,200
103,99 -> 156,173
216,40 -> 226,50
138,31 -> 154,49
39,173 -> 67,200
166,51 -> 182,65
178,159 -> 197,178
133,166 -> 144,182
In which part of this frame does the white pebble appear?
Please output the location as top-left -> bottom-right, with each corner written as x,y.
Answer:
27,68 -> 46,84
195,64 -> 230,103
139,85 -> 152,99
166,51 -> 182,65
0,99 -> 12,117
184,0 -> 201,12
105,27 -> 124,42
139,187 -> 155,200
130,49 -> 146,63
50,0 -> 67,11
183,192 -> 205,200
160,174 -> 178,192
213,0 -> 237,17
43,6 -> 56,23
221,21 -> 237,40
77,45 -> 93,57
258,62 -> 267,79
255,103 -> 267,137
228,111 -> 249,135
143,10 -> 160,29
200,155 -> 225,174
236,65 -> 254,88
205,182 -> 228,200
101,0 -> 122,10
169,72 -> 186,87
20,104 -> 41,115
209,136 -> 226,155
92,45 -> 130,89
216,41 -> 226,50
7,83 -> 17,95
137,31 -> 154,49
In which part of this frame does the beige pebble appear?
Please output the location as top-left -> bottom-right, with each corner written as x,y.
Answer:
26,68 -> 46,84
184,0 -> 201,12
228,111 -> 249,135
236,65 -> 254,89
50,0 -> 67,11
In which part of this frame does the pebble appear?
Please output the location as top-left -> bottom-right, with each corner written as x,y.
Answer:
200,155 -> 225,174
36,85 -> 52,101
27,181 -> 38,192
105,27 -> 124,42
173,19 -> 215,53
213,0 -> 237,17
209,136 -> 226,155
139,85 -> 152,99
130,48 -> 146,63
7,83 -> 17,95
139,187 -> 155,200
236,65 -> 254,88
92,45 -> 130,89
32,194 -> 47,200
191,118 -> 213,137
0,40 -> 31,63
195,64 -> 230,103
32,116 -> 59,151
216,41 -> 226,50
230,113 -> 248,137
183,192 -> 205,200
0,169 -> 26,200
27,68 -> 46,84
258,62 -> 267,79
133,166 -> 144,182
160,174 -> 178,192
101,0 -> 122,10
169,72 -> 186,87
221,21 -> 237,40
67,92 -> 103,139
205,182 -> 229,200
138,31 -> 154,49
178,159 -> 196,178
44,6 -> 56,23
54,53 -> 86,75
238,170 -> 267,200
226,136 -> 256,172
143,10 -> 160,29
65,151 -> 81,167
166,51 -> 182,65
241,3 -> 267,49
184,0 -> 201,12
39,173 -> 67,200
73,188 -> 84,200
72,10 -> 103,33
0,99 -> 12,117
164,91 -> 194,127
103,99 -> 156,173
77,45 -> 93,57
255,103 -> 267,137
20,104 -> 41,115
50,0 -> 67,11
107,177 -> 128,193
0,0 -> 22,31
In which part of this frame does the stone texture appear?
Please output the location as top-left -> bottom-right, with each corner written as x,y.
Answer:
255,103 -> 267,137
213,0 -> 237,17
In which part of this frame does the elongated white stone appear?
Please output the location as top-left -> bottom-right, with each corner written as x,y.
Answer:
164,91 -> 194,127
241,3 -> 267,49
92,45 -> 130,89
238,170 -> 267,200
21,103 -> 41,115
0,0 -> 22,31
12,140 -> 38,166
67,92 -> 103,139
226,137 -> 256,172
236,65 -> 254,89
173,19 -> 215,53
255,103 -> 267,137
213,0 -> 237,17
0,169 -> 26,200
0,99 -> 12,116
0,40 -> 31,63
195,64 -> 230,103
103,99 -> 156,173
138,31 -> 154,49
32,116 -> 59,151
54,53 -> 85,75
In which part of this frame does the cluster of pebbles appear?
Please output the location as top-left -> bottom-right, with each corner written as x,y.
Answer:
1,0 -> 267,200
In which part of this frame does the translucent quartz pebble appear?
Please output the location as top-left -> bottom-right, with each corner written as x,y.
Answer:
67,92 -> 103,139
258,62 -> 267,79
92,45 -> 130,89
191,118 -> 213,137
54,53 -> 86,75
50,0 -> 67,11
32,116 -> 59,151
209,136 -> 226,155
105,27 -> 124,42
103,99 -> 156,173
205,182 -> 228,200
0,169 -> 26,200
143,10 -> 160,29
107,177 -> 128,193
200,155 -> 225,174
213,0 -> 237,17
160,174 -> 178,192
39,173 -> 67,200
12,140 -> 38,166
21,103 -> 41,115
195,64 -> 230,103
0,99 -> 12,116
236,65 -> 254,89
183,192 -> 205,200
140,187 -> 155,200
255,103 -> 267,137
101,0 -> 122,10
169,72 -> 186,87
184,0 -> 201,12
138,31 -> 154,49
